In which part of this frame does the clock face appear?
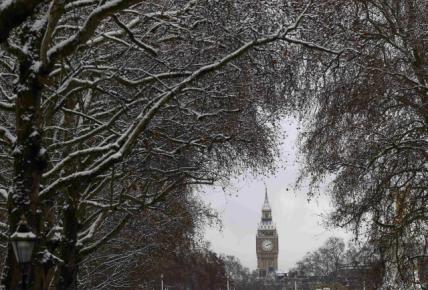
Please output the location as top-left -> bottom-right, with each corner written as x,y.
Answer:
262,239 -> 273,251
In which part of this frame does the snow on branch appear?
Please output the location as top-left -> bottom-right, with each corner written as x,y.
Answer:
0,0 -> 44,43
43,143 -> 118,178
47,0 -> 143,63
79,213 -> 130,256
112,15 -> 158,56
0,231 -> 7,241
38,0 -> 319,202
0,221 -> 7,230
0,189 -> 7,200
86,17 -> 140,46
47,107 -> 123,150
65,0 -> 98,11
0,101 -> 14,111
143,0 -> 198,19
0,125 -> 16,145
80,200 -> 118,209
282,36 -> 343,55
40,0 -> 66,66
113,71 -> 192,87
77,211 -> 107,245
115,26 -> 299,157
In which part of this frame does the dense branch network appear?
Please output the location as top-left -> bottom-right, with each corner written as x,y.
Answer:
0,1 -> 339,289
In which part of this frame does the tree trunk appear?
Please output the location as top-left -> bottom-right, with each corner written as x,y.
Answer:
56,90 -> 81,290
57,199 -> 79,290
0,247 -> 20,289
2,60 -> 47,290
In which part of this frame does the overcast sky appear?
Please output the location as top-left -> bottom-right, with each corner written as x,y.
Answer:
202,117 -> 350,272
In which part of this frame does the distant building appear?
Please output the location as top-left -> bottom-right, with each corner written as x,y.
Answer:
256,189 -> 278,278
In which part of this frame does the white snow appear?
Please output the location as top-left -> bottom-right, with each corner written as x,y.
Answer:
38,147 -> 47,157
0,0 -> 13,11
0,189 -> 7,200
0,125 -> 16,143
31,14 -> 48,32
40,249 -> 64,264
29,130 -> 39,138
10,231 -> 36,239
12,145 -> 23,156
21,113 -> 32,121
29,61 -> 42,73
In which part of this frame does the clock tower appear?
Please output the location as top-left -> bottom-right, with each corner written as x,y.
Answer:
256,189 -> 278,277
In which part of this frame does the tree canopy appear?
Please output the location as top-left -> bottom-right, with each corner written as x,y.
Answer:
297,0 -> 427,287
0,0 -> 337,289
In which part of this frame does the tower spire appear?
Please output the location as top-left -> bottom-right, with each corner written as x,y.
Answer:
263,186 -> 271,210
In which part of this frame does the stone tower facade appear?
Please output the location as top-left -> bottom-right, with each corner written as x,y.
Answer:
256,189 -> 278,277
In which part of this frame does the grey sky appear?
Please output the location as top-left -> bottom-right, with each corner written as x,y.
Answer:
202,117 -> 350,271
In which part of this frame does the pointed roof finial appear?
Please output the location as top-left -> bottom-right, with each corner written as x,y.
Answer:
263,185 -> 271,210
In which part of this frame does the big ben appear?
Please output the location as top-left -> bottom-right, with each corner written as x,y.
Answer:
256,189 -> 278,277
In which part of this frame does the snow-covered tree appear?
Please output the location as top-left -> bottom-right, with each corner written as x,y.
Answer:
296,0 -> 427,288
79,191 -> 217,289
0,0 -> 339,289
292,237 -> 346,280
